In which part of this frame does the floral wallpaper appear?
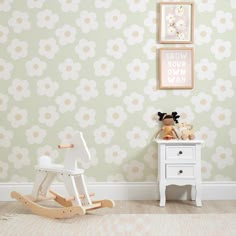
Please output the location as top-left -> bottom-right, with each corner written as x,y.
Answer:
0,0 -> 235,183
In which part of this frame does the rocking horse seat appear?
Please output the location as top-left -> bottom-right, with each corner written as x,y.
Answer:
35,164 -> 84,175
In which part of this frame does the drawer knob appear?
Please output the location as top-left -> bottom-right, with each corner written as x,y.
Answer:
179,170 -> 183,174
179,151 -> 183,155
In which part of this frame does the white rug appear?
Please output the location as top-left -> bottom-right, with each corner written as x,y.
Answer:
1,213 -> 236,236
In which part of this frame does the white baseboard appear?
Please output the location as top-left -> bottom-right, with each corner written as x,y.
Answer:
1,182 -> 236,201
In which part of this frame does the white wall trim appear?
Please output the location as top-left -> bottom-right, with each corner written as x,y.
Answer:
1,181 -> 236,201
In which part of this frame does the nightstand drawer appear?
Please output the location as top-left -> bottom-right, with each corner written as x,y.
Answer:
166,146 -> 195,161
166,165 -> 195,179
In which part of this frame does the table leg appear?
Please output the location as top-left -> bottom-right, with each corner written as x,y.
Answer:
159,183 -> 166,207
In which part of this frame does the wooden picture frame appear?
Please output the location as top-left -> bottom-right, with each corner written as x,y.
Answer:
159,2 -> 194,44
159,47 -> 194,89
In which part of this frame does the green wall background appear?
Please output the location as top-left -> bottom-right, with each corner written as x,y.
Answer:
0,0 -> 235,182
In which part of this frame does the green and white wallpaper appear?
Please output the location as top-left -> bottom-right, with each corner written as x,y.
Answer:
0,0 -> 235,182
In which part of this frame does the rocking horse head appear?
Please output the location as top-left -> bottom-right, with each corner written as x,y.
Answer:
58,132 -> 91,170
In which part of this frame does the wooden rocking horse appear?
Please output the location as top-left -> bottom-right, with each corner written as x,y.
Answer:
11,132 -> 115,219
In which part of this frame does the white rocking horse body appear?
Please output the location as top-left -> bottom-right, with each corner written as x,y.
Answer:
11,132 -> 114,218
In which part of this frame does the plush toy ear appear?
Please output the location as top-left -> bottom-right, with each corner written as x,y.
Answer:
157,112 -> 166,121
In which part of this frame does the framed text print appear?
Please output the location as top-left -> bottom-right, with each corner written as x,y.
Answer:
159,2 -> 194,44
159,48 -> 194,89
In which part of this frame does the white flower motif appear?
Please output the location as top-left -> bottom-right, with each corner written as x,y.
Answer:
11,174 -> 28,182
127,59 -> 149,80
104,77 -> 127,97
175,106 -> 195,123
76,78 -> 98,101
0,0 -> 12,12
195,25 -> 212,45
0,161 -> 8,179
7,39 -> 28,60
75,107 -> 96,128
8,11 -> 30,33
106,38 -> 127,59
191,92 -> 212,113
0,58 -> 13,80
195,127 -> 217,148
211,39 -> 231,60
75,39 -> 96,60
55,92 -> 76,113
94,57 -> 114,77
144,11 -> 157,34
201,160 -> 212,180
229,60 -> 236,76
231,0 -> 236,8
126,0 -> 148,13
25,57 -> 46,77
0,93 -> 8,111
0,25 -> 9,43
58,58 -> 81,80
212,79 -> 234,101
8,79 -> 30,101
123,92 -> 144,113
37,77 -> 59,97
7,107 -> 28,128
58,0 -> 80,12
8,147 -> 30,169
214,175 -> 231,181
212,146 -> 234,169
143,39 -> 156,60
123,160 -> 144,181
37,9 -> 59,29
172,90 -> 191,97
105,145 -> 127,165
105,9 -> 126,29
107,174 -> 125,182
124,25 -> 144,45
37,145 -> 59,162
144,145 -> 157,169
229,128 -> 236,144
26,125 -> 46,144
196,0 -> 216,12
77,148 -> 98,169
27,0 -> 45,8
38,106 -> 59,127
212,10 -> 234,33
143,107 -> 157,128
0,127 -> 13,148
126,127 -> 148,148
38,38 -> 59,59
57,127 -> 76,143
55,24 -> 76,45
195,58 -> 217,81
76,11 -> 98,33
94,125 -> 114,144
95,0 -> 112,8
106,106 -> 127,127
143,79 -> 166,101
211,107 -> 231,128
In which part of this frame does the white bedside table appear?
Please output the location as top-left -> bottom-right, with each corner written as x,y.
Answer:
155,139 -> 204,207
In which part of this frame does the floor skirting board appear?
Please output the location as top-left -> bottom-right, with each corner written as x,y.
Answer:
1,182 -> 236,201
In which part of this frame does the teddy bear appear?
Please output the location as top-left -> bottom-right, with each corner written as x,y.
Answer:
177,122 -> 195,140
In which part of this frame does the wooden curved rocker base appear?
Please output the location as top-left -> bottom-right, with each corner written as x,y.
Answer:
11,191 -> 115,219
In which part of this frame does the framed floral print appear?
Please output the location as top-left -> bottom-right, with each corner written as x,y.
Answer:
159,2 -> 194,44
159,47 -> 194,89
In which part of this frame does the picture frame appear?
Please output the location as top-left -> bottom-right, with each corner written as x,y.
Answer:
159,47 -> 194,89
159,2 -> 194,44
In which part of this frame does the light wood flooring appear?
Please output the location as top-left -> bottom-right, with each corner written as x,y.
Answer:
0,200 -> 236,216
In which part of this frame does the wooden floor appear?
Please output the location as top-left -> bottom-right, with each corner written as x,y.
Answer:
1,200 -> 236,216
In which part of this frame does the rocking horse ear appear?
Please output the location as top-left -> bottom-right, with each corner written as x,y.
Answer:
157,112 -> 166,121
